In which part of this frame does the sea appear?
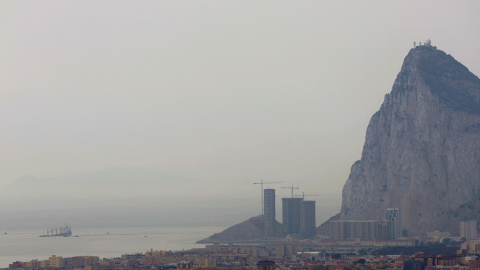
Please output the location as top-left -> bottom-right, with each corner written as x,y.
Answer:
0,225 -> 226,268
0,208 -> 252,268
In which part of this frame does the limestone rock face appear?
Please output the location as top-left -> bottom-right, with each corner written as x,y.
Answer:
340,45 -> 480,236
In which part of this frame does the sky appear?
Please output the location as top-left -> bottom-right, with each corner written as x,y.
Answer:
1,1 -> 480,223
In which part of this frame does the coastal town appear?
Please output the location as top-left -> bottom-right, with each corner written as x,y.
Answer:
6,239 -> 480,270
5,187 -> 480,270
2,3 -> 480,270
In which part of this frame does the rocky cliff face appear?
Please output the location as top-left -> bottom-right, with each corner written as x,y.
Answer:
340,45 -> 480,236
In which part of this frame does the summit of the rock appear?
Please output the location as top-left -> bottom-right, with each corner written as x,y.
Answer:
396,45 -> 480,113
339,45 -> 480,236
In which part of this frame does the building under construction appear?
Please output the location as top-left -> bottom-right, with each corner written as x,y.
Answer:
263,189 -> 276,237
300,200 -> 316,238
282,198 -> 302,235
282,197 -> 316,238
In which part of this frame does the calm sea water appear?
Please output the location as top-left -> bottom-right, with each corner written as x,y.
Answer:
0,207 -> 260,268
0,224 -> 226,268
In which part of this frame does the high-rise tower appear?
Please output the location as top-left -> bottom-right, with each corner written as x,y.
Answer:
385,208 -> 402,238
282,198 -> 302,235
263,189 -> 276,237
300,200 -> 316,238
460,220 -> 477,241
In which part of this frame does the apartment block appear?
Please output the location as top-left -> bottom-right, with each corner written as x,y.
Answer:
300,200 -> 316,238
282,198 -> 302,235
385,208 -> 402,238
329,220 -> 393,239
264,189 -> 276,237
460,220 -> 478,241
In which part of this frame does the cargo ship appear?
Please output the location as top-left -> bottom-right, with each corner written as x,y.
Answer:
40,224 -> 72,237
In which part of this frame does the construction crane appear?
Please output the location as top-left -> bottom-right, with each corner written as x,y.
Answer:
295,192 -> 318,200
281,185 -> 299,198
253,180 -> 282,216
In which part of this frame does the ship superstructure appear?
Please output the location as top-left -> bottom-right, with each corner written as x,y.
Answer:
40,224 -> 72,237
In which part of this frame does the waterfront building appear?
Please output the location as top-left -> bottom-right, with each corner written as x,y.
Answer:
256,260 -> 275,270
458,240 -> 480,254
264,189 -> 276,237
300,200 -> 316,238
329,220 -> 393,239
202,256 -> 217,268
426,230 -> 451,242
385,208 -> 402,238
460,220 -> 478,240
275,243 -> 298,258
48,255 -> 65,269
404,259 -> 425,270
282,197 -> 303,235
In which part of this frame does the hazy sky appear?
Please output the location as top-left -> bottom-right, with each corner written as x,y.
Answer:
1,1 -> 480,220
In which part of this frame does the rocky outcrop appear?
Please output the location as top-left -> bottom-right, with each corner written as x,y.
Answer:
197,215 -> 284,243
340,45 -> 480,236
317,213 -> 340,236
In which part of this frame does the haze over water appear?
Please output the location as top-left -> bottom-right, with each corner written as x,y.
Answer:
1,221 -> 226,268
2,1 -> 480,213
0,205 -> 245,267
1,1 -> 480,264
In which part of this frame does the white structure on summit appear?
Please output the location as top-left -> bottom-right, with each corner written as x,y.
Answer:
413,39 -> 432,48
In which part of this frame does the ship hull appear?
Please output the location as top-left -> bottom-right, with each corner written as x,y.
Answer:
39,232 -> 71,237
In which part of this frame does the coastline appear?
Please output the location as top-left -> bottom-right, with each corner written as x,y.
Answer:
0,225 -> 226,268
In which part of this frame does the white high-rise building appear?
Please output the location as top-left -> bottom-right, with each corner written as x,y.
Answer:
460,220 -> 477,240
385,208 -> 402,238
